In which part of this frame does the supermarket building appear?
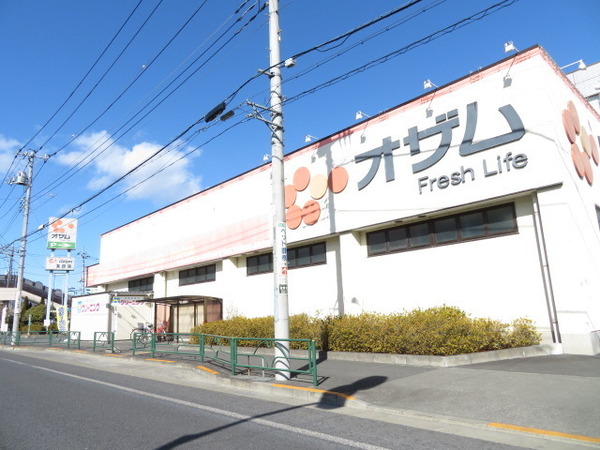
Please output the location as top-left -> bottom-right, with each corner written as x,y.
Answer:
84,46 -> 600,355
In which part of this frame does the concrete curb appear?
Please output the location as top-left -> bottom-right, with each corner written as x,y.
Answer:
324,344 -> 555,367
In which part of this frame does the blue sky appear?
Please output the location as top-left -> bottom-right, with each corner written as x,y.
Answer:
0,0 -> 598,292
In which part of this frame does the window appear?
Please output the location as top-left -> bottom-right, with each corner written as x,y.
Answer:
367,203 -> 518,256
247,253 -> 273,275
128,276 -> 154,292
434,217 -> 458,244
179,264 -> 216,286
595,206 -> 600,230
288,242 -> 326,269
247,242 -> 326,275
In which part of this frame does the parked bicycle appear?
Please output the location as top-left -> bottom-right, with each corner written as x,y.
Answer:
130,322 -> 173,345
156,321 -> 173,342
130,322 -> 154,346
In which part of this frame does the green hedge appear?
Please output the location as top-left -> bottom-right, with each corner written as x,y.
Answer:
190,306 -> 541,356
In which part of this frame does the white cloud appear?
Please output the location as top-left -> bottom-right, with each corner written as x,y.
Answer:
55,131 -> 202,205
0,134 -> 21,168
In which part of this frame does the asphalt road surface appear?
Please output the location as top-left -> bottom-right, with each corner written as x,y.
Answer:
0,350 -> 530,450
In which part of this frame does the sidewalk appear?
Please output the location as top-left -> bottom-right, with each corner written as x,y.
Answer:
296,354 -> 600,439
215,348 -> 600,447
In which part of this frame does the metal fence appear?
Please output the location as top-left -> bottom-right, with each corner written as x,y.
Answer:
93,332 -> 115,353
0,329 -> 318,386
144,333 -> 318,386
0,331 -> 81,349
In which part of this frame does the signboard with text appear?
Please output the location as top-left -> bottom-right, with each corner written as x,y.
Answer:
45,257 -> 75,271
47,217 -> 78,250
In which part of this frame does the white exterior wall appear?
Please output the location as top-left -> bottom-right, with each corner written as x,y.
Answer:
70,293 -> 111,341
88,47 -> 600,354
70,293 -> 154,340
343,197 -> 547,322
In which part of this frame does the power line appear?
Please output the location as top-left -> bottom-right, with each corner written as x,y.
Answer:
30,1 -> 263,207
35,0 -> 166,155
285,0 -> 518,104
1,0 -> 519,251
17,0 -> 146,154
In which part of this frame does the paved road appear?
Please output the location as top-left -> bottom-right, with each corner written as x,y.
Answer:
0,349 -> 527,449
1,346 -> 599,449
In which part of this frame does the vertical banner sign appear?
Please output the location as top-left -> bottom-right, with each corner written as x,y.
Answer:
55,305 -> 68,332
47,217 -> 78,250
274,222 -> 289,319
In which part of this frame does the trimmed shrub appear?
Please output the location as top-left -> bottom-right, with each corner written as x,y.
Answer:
189,306 -> 541,356
19,322 -> 45,333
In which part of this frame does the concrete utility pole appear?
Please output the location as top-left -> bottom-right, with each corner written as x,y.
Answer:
0,247 -> 15,332
10,152 -> 35,340
268,0 -> 290,381
9,151 -> 48,341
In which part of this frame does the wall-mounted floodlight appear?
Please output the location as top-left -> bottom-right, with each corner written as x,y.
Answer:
305,135 -> 317,143
504,41 -> 518,53
355,111 -> 372,120
560,59 -> 586,71
423,79 -> 438,90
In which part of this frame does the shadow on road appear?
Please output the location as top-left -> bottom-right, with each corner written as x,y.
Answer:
154,375 -> 386,449
317,375 -> 387,409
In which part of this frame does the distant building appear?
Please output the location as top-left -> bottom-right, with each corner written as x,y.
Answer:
565,60 -> 600,113
87,46 -> 600,355
0,275 -> 65,331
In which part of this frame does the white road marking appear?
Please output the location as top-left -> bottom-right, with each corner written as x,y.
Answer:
2,357 -> 389,450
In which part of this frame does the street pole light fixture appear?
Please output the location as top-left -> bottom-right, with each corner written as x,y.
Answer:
560,59 -> 586,71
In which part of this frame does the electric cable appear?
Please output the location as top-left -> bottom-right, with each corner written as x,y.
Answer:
17,0 -> 145,154
30,1 -> 263,206
0,0 -> 518,250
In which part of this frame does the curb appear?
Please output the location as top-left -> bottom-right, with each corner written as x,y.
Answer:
324,344 -> 556,367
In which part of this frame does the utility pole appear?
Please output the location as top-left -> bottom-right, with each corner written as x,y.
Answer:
0,247 -> 15,332
9,151 -> 48,342
268,0 -> 290,381
78,248 -> 91,295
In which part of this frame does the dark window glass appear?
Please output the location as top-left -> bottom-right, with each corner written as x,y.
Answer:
388,227 -> 408,251
367,230 -> 386,254
287,248 -> 297,269
179,264 -> 216,286
296,246 -> 311,267
288,242 -> 327,269
311,242 -> 326,264
366,203 -> 517,256
486,205 -> 516,234
258,254 -> 272,273
129,276 -> 153,292
247,253 -> 273,275
434,217 -> 458,243
408,223 -> 430,248
596,206 -> 600,230
459,212 -> 485,238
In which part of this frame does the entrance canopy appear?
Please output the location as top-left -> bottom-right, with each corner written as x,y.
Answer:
138,295 -> 222,334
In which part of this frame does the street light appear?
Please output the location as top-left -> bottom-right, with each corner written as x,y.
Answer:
560,59 -> 586,71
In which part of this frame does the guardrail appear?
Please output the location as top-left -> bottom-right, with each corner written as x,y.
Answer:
0,329 -> 318,386
0,331 -> 19,345
135,332 -> 318,386
0,331 -> 81,349
93,332 -> 115,352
